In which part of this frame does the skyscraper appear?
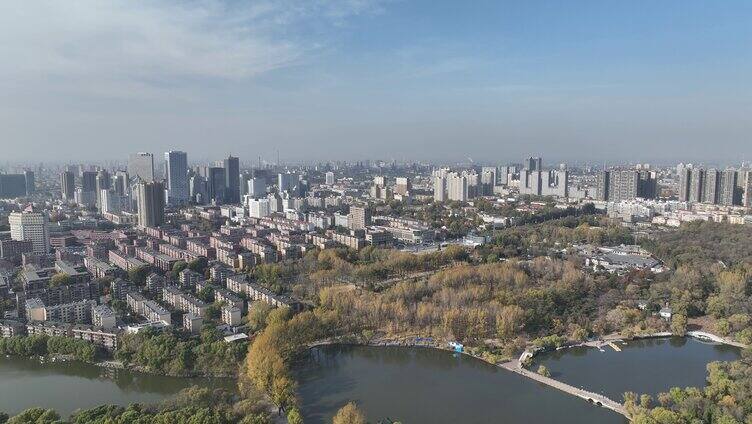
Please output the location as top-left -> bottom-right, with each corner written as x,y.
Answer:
223,156 -> 240,204
0,174 -> 27,199
348,206 -> 371,230
596,171 -> 610,201
81,171 -> 97,193
24,170 -> 35,195
135,180 -> 165,228
205,166 -> 226,204
689,168 -> 705,203
719,169 -> 739,206
128,152 -> 155,182
433,176 -> 447,202
165,151 -> 189,205
447,173 -> 469,201
9,206 -> 50,254
325,171 -> 335,186
525,157 -> 542,171
247,178 -> 266,198
607,170 -> 639,202
60,171 -> 75,201
678,168 -> 691,202
703,169 -> 720,204
95,170 -> 111,211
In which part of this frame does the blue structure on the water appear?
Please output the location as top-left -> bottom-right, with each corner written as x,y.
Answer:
449,342 -> 464,352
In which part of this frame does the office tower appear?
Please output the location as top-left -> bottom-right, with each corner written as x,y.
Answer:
128,152 -> 155,182
447,173 -> 469,201
703,169 -> 720,204
719,169 -> 738,206
81,171 -> 97,193
239,172 -> 251,198
189,175 -> 207,204
9,206 -> 50,254
60,171 -> 75,200
113,171 -> 129,196
637,171 -> 658,199
100,189 -> 123,215
348,206 -> 371,230
164,151 -> 189,205
24,170 -> 35,195
395,177 -> 411,196
678,168 -> 692,202
596,171 -> 610,201
0,174 -> 27,198
325,171 -> 335,186
135,180 -> 165,228
689,168 -> 705,203
607,170 -> 639,202
222,156 -> 240,204
206,166 -> 226,204
277,172 -> 298,194
247,178 -> 265,198
95,170 -> 111,211
525,157 -> 542,171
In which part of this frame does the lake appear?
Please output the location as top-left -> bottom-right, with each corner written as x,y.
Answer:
532,337 -> 741,400
295,345 -> 626,424
0,356 -> 234,417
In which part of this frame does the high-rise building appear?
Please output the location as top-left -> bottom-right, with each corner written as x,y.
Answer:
247,178 -> 266,198
9,206 -> 50,254
395,177 -> 411,196
278,173 -> 298,194
524,157 -> 542,171
81,171 -> 97,193
433,176 -> 447,202
189,175 -> 207,204
447,173 -> 468,201
95,170 -> 111,211
239,172 -> 252,198
128,152 -> 155,182
719,169 -> 739,206
325,171 -> 335,186
60,171 -> 75,201
678,168 -> 692,202
205,167 -> 226,204
0,174 -> 27,198
135,181 -> 165,228
164,151 -> 189,205
596,171 -> 610,201
608,170 -> 639,202
24,170 -> 35,195
740,170 -> 752,208
703,169 -> 720,204
637,171 -> 658,199
689,168 -> 705,203
248,198 -> 271,218
223,156 -> 240,204
348,206 -> 371,230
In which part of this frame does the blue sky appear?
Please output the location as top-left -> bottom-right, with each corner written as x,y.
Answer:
1,0 -> 750,165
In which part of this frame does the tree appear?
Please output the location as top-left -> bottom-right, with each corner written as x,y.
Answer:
128,265 -> 151,286
49,273 -> 72,287
670,314 -> 687,337
332,402 -> 366,424
247,302 -> 273,332
537,365 -> 551,377
496,305 -> 525,340
287,408 -> 303,424
7,408 -> 60,424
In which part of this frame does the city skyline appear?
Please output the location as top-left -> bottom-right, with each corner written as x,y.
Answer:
1,0 -> 750,163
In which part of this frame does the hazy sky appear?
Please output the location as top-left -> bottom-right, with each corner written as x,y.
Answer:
1,0 -> 750,165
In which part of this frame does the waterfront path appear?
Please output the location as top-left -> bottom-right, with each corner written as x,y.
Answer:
500,360 -> 629,418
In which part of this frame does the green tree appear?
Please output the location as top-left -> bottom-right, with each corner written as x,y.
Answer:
128,265 -> 151,286
536,365 -> 551,377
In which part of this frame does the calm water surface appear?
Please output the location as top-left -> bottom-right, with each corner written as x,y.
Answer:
533,337 -> 741,400
0,356 -> 234,417
296,345 -> 626,424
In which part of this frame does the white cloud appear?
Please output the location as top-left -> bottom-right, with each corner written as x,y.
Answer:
0,0 -> 383,97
